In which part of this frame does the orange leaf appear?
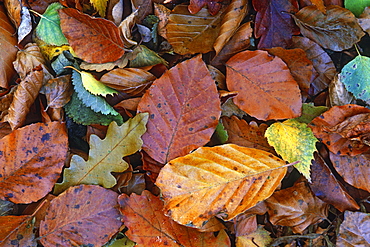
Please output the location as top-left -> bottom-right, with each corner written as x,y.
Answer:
39,185 -> 122,247
156,144 -> 287,228
0,215 -> 36,246
59,8 -> 125,63
226,50 -> 302,120
137,55 -> 221,165
0,122 -> 68,204
118,190 -> 231,246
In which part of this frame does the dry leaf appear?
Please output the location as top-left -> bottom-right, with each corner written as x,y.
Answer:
118,9 -> 138,48
41,75 -> 73,109
154,3 -> 171,39
328,74 -> 356,107
0,215 -> 36,246
337,211 -> 370,246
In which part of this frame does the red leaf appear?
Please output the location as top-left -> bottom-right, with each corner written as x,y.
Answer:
188,0 -> 228,15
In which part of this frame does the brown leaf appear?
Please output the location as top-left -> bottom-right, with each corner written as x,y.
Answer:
222,116 -> 274,153
118,9 -> 138,48
0,122 -> 68,204
233,214 -> 257,237
226,50 -> 302,120
118,190 -> 231,246
309,104 -> 370,156
166,4 -> 222,55
39,185 -> 122,247
156,144 -> 288,228
154,3 -> 171,39
310,153 -> 359,212
330,151 -> 370,193
292,5 -> 365,51
265,180 -> 328,234
0,4 -> 17,89
290,36 -> 336,96
213,0 -> 248,54
141,150 -> 163,182
59,8 -> 125,63
358,7 -> 370,35
337,211 -> 370,246
41,75 -> 73,109
328,74 -> 356,107
3,0 -> 21,27
100,68 -> 155,96
131,0 -> 152,22
5,68 -> 43,130
0,215 -> 36,246
299,0 -> 326,13
137,55 -> 221,165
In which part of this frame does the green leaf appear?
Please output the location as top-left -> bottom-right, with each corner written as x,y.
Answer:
341,55 -> 370,102
51,50 -> 78,76
71,70 -> 119,115
345,0 -> 370,16
53,113 -> 149,194
129,45 -> 168,68
214,121 -> 228,144
265,119 -> 318,182
79,70 -> 117,96
64,92 -> 123,126
294,103 -> 328,124
35,3 -> 68,46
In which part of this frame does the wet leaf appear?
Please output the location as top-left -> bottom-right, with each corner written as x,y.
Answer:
337,211 -> 370,246
156,144 -> 287,228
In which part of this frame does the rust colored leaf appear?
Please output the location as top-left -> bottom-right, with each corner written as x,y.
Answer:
188,0 -> 228,15
0,122 -> 68,204
330,152 -> 370,193
309,104 -> 370,156
293,5 -> 365,51
253,0 -> 300,49
5,68 -> 43,130
137,55 -> 221,165
0,4 -> 17,89
100,68 -> 155,96
265,181 -> 328,234
222,116 -> 275,153
39,185 -> 122,247
299,0 -> 326,13
118,190 -> 230,246
226,50 -> 302,120
290,36 -> 336,96
213,0 -> 248,54
337,211 -> 370,246
41,75 -> 73,109
3,0 -> 21,27
166,4 -> 222,55
156,144 -> 288,228
266,47 -> 314,101
59,8 -> 125,63
310,153 -> 359,212
0,215 -> 36,246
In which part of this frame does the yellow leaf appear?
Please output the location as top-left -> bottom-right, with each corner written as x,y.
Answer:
236,225 -> 272,247
90,0 -> 108,17
79,70 -> 118,97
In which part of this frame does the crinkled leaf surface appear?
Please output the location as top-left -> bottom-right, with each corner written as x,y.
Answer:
265,119 -> 318,181
0,122 -> 68,204
53,113 -> 148,194
226,50 -> 302,120
118,190 -> 231,246
0,215 -> 36,246
156,144 -> 287,228
337,211 -> 370,246
40,185 -> 122,247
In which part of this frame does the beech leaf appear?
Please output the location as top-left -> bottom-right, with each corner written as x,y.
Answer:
0,215 -> 36,246
39,185 -> 122,247
41,75 -> 72,109
0,122 -> 68,204
156,144 -> 288,228
337,211 -> 370,246
265,119 -> 318,182
53,113 -> 148,194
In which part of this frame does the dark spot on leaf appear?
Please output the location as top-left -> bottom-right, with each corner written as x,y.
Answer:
87,201 -> 90,204
41,133 -> 51,143
0,151 -> 3,155
211,116 -> 216,120
176,203 -> 180,207
35,173 -> 42,179
78,221 -> 83,225
157,103 -> 161,108
39,126 -> 44,131
233,167 -> 238,171
33,147 -> 38,153
10,240 -> 18,245
6,193 -> 13,198
150,114 -> 155,119
326,141 -> 331,145
74,204 -> 80,209
189,127 -> 193,131
0,174 -> 2,178
39,157 -> 45,162
298,199 -> 304,205
352,64 -> 357,69
188,21 -> 192,24
319,115 -> 324,119
16,234 -> 23,240
337,151 -> 341,155
177,185 -> 181,188
21,189 -> 25,192
26,150 -> 32,155
204,125 -> 208,128
356,83 -> 360,87
74,186 -> 83,193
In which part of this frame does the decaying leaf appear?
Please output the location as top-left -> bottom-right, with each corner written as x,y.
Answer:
358,6 -> 370,35
328,74 -> 356,107
40,75 -> 73,109
156,144 -> 288,228
118,9 -> 138,48
226,50 -> 302,120
0,215 -> 36,246
236,225 -> 272,247
39,185 -> 122,247
53,113 -> 148,194
90,0 -> 108,17
337,211 -> 370,246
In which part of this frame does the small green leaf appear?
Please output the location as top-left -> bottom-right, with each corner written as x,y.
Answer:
265,119 -> 318,182
214,121 -> 228,144
345,0 -> 370,16
129,45 -> 168,68
341,55 -> 370,102
79,70 -> 117,96
294,103 -> 328,124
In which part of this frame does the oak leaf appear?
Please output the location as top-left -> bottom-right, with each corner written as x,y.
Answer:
53,113 -> 148,194
0,215 -> 36,246
337,211 -> 370,246
156,144 -> 288,228
226,50 -> 302,120
118,190 -> 231,246
0,122 -> 68,204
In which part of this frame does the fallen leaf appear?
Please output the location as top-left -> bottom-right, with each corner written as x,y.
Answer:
39,185 -> 122,247
344,0 -> 370,16
118,190 -> 231,246
236,225 -> 272,247
90,0 -> 108,17
59,8 -> 125,63
0,215 -> 36,246
292,5 -> 365,51
41,75 -> 73,109
188,0 -> 227,15
154,3 -> 171,39
226,50 -> 302,120
156,144 -> 288,228
265,180 -> 328,234
129,45 -> 168,68
337,211 -> 370,246
358,7 -> 370,35
166,4 -> 222,55
75,68 -> 117,97
3,0 -> 21,27
118,9 -> 138,48
300,0 -> 326,13
137,55 -> 220,166
53,113 -> 148,194
0,122 -> 68,204
293,103 -> 328,124
131,0 -> 153,22
328,74 -> 356,107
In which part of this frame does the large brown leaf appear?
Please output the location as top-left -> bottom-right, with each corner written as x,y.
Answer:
226,50 -> 302,120
0,4 -> 17,89
337,211 -> 370,246
137,55 -> 221,165
156,144 -> 288,228
41,75 -> 73,109
39,185 -> 122,247
293,5 -> 365,51
118,190 -> 231,247
0,122 -> 68,204
59,8 -> 125,63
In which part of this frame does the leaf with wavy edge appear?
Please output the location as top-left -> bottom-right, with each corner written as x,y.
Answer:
156,144 -> 288,228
